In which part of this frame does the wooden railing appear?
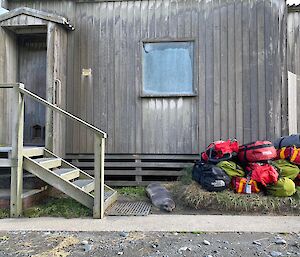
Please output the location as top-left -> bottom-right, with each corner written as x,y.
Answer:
0,83 -> 107,219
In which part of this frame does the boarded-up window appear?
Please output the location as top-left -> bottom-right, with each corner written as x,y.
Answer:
142,41 -> 194,96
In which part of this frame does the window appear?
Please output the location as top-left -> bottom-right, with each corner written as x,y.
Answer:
142,41 -> 194,96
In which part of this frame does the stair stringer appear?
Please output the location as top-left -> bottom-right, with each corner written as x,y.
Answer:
23,156 -> 94,209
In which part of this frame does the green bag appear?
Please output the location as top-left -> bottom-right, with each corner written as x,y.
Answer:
267,178 -> 296,197
271,160 -> 299,180
216,161 -> 245,178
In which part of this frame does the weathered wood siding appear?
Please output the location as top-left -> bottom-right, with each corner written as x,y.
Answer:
288,9 -> 300,131
4,0 -> 288,154
0,28 -> 17,145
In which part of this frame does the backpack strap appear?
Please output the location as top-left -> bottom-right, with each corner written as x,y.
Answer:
278,137 -> 285,149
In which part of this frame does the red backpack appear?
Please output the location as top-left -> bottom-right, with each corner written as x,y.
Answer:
238,141 -> 277,163
201,139 -> 239,163
246,163 -> 278,187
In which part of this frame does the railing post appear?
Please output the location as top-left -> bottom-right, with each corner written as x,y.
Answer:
93,134 -> 105,219
10,83 -> 24,217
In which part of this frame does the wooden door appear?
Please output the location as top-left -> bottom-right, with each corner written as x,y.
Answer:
18,34 -> 47,146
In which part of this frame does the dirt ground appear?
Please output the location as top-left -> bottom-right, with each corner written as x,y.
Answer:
0,231 -> 299,257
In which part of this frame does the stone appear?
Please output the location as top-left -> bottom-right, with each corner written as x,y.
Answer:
83,244 -> 93,252
119,232 -> 129,238
81,240 -> 89,245
253,241 -> 262,246
270,251 -> 282,257
178,247 -> 188,251
117,252 -> 123,255
275,239 -> 286,245
203,240 -> 211,246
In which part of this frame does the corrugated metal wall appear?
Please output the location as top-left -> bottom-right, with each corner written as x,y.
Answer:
4,0 -> 288,154
288,9 -> 300,131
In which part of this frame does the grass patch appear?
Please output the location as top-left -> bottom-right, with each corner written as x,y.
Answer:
182,182 -> 300,214
179,165 -> 194,185
0,209 -> 9,219
23,197 -> 91,218
117,186 -> 146,199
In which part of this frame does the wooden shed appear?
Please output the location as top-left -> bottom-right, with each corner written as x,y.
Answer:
0,0 -> 288,185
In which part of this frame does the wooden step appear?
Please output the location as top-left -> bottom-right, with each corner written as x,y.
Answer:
73,179 -> 94,193
34,158 -> 61,169
23,147 -> 44,157
52,168 -> 80,181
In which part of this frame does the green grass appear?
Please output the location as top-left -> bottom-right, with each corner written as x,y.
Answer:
182,182 -> 300,214
179,166 -> 194,185
23,197 -> 91,218
117,186 -> 146,199
0,209 -> 9,219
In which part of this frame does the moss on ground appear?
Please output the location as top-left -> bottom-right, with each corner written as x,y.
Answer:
117,186 -> 146,199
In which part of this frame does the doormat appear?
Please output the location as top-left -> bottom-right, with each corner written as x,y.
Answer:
106,201 -> 151,216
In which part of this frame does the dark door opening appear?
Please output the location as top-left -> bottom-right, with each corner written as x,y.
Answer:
18,34 -> 47,146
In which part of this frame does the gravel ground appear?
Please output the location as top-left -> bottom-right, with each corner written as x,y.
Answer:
0,231 -> 299,257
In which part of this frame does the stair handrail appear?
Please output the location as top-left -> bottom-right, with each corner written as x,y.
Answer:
20,87 -> 107,138
0,83 -> 106,219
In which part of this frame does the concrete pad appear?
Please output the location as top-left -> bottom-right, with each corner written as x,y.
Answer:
0,215 -> 299,233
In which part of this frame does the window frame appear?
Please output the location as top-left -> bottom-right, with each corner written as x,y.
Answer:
140,38 -> 197,98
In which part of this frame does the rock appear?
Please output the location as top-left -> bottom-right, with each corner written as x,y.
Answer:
253,241 -> 262,246
224,241 -> 229,244
270,251 -> 282,257
117,252 -> 124,255
204,255 -> 213,257
178,247 -> 188,251
83,244 -> 93,252
224,247 -> 228,250
275,239 -> 287,245
152,243 -> 158,248
203,240 -> 211,245
173,232 -> 178,236
119,232 -> 129,237
81,240 -> 89,245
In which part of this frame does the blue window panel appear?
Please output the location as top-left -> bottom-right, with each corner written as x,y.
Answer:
142,42 -> 194,95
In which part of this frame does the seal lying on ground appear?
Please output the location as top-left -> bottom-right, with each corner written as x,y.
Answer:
146,183 -> 176,212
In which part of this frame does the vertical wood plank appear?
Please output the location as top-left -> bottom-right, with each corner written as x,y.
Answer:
257,0 -> 266,140
235,0 -> 243,143
249,0 -> 258,141
93,135 -> 105,219
213,0 -> 221,140
45,22 -> 55,151
227,1 -> 236,139
10,84 -> 24,217
220,2 -> 228,140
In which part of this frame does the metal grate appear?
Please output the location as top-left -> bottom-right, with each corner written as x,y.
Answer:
106,201 -> 151,216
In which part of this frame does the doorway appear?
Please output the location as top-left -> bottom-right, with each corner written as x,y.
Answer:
18,34 -> 47,146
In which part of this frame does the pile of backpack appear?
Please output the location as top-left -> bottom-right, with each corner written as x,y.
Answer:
192,135 -> 300,197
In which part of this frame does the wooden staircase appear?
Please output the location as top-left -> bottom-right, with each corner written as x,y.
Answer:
22,147 -> 117,212
0,83 -> 116,218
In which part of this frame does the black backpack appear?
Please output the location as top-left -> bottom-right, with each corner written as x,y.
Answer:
192,161 -> 230,192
